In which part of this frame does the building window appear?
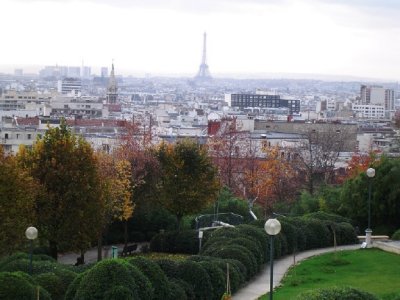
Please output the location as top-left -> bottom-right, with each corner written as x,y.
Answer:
27,134 -> 32,140
4,133 -> 8,139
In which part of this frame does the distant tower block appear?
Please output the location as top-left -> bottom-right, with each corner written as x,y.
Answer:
195,32 -> 212,81
106,63 -> 118,104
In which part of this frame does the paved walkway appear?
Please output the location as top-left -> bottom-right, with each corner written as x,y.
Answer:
58,243 -> 147,265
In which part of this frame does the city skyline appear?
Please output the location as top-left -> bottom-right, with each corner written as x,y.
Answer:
2,0 -> 400,80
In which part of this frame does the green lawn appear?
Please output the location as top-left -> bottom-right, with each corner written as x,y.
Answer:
259,249 -> 400,300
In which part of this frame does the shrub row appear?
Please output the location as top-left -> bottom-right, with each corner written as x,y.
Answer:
295,286 -> 378,300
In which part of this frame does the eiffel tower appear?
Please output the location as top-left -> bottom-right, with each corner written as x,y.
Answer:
195,32 -> 212,81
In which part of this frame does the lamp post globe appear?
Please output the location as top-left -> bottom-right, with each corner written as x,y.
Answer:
264,218 -> 281,300
265,218 -> 281,236
366,168 -> 375,178
25,227 -> 38,240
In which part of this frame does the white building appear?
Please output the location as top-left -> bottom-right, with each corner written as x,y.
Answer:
352,104 -> 385,119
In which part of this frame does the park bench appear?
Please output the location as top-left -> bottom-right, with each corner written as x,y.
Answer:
119,244 -> 138,257
357,235 -> 389,242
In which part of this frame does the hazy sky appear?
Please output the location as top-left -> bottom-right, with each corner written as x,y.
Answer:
1,0 -> 400,79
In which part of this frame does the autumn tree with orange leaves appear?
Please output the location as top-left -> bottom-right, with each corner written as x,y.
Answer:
248,146 -> 301,216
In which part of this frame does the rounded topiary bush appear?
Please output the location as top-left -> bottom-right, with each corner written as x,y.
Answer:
124,263 -> 154,300
127,257 -> 169,300
295,286 -> 378,300
220,259 -> 244,293
64,272 -> 84,300
103,285 -> 135,300
168,279 -> 188,300
0,271 -> 51,300
335,223 -> 358,245
34,272 -> 65,300
169,278 -> 194,300
304,212 -> 351,224
392,229 -> 400,240
176,260 -> 213,300
0,258 -> 71,276
74,259 -> 139,300
206,245 -> 258,279
227,237 -> 264,266
154,259 -> 178,278
198,261 -> 226,300
236,224 -> 268,251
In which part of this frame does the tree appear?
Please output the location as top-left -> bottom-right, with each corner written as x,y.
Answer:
340,157 -> 400,234
95,152 -> 135,260
18,121 -> 103,260
0,147 -> 38,255
293,125 -> 355,194
156,140 -> 220,228
250,146 -> 301,216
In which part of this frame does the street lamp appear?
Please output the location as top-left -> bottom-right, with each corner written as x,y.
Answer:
25,226 -> 38,274
366,167 -> 375,247
198,230 -> 204,254
264,218 -> 281,300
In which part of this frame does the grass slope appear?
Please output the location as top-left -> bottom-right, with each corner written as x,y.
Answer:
260,249 -> 400,300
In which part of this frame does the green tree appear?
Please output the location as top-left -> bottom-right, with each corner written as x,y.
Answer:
340,157 -> 400,234
0,147 -> 38,255
18,122 -> 103,260
156,140 -> 220,229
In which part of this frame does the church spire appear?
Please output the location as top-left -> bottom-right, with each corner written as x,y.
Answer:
106,61 -> 118,104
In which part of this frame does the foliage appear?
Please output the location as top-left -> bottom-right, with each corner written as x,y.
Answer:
254,146 -> 301,214
127,256 -> 169,300
0,147 -> 38,256
295,286 -> 378,300
150,230 -> 200,254
167,279 -> 188,300
169,278 -> 194,300
340,157 -> 400,234
18,121 -> 103,258
34,272 -> 65,300
74,259 -> 139,299
124,263 -> 154,300
175,260 -> 213,300
0,271 -> 51,300
392,229 -> 400,240
64,272 -> 84,300
154,259 -> 179,278
198,261 -> 226,300
156,140 -> 220,227
103,285 -> 135,300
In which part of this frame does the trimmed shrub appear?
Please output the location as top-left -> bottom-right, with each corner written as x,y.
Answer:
236,224 -> 268,252
74,259 -> 139,299
127,257 -> 169,300
124,263 -> 154,300
335,223 -> 358,245
169,278 -> 194,300
392,229 -> 400,240
0,271 -> 51,300
295,286 -> 378,300
304,211 -> 351,224
227,237 -> 264,265
34,272 -> 65,300
0,258 -> 71,276
205,244 -> 258,279
103,285 -> 134,300
64,272 -> 84,300
168,279 -> 188,300
199,261 -> 226,300
154,259 -> 179,278
176,260 -> 213,300
221,259 -> 245,293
